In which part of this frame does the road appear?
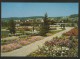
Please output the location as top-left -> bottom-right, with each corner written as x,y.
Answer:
1,27 -> 74,57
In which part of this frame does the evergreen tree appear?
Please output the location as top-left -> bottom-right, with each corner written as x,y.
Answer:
9,19 -> 16,34
39,13 -> 50,36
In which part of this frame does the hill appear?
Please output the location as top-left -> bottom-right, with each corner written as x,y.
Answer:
1,14 -> 78,21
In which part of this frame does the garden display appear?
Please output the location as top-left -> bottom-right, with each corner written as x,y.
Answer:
1,36 -> 43,52
28,36 -> 78,57
1,3 -> 78,57
63,28 -> 78,36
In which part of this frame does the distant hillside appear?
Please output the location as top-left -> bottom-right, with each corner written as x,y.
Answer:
69,14 -> 78,18
1,16 -> 44,20
2,14 -> 78,21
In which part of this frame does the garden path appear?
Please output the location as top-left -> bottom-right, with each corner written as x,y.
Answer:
1,27 -> 74,57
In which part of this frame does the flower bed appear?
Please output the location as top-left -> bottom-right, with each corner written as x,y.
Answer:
45,39 -> 70,47
1,39 -> 19,45
28,36 -> 42,42
28,37 -> 78,57
63,28 -> 78,36
1,43 -> 22,52
28,46 -> 70,57
18,40 -> 30,46
28,46 -> 78,57
1,36 -> 43,52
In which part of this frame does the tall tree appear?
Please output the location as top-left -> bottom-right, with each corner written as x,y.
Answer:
32,19 -> 35,32
39,13 -> 50,36
9,19 -> 16,34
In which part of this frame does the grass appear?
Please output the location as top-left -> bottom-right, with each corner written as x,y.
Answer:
1,31 -> 9,38
46,29 -> 64,36
49,30 -> 63,34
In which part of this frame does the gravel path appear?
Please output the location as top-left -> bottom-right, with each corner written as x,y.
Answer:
1,27 -> 74,57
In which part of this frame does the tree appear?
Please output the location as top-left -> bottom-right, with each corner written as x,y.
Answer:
1,20 -> 9,27
39,13 -> 50,36
60,24 -> 63,29
32,19 -> 35,32
60,20 -> 65,29
63,24 -> 65,29
9,19 -> 16,34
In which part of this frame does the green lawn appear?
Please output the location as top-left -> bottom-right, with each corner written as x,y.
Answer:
1,31 -> 9,38
46,29 -> 64,36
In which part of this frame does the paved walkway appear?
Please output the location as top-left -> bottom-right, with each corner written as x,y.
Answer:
1,27 -> 74,57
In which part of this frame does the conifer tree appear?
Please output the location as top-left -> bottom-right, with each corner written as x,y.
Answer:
39,13 -> 50,36
9,19 -> 16,34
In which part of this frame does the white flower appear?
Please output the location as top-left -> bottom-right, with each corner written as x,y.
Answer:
62,47 -> 64,49
57,48 -> 60,50
43,51 -> 46,53
66,48 -> 69,50
45,47 -> 48,50
62,51 -> 64,54
53,54 -> 55,56
62,47 -> 66,50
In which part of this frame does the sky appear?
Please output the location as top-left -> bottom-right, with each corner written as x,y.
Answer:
1,3 -> 78,18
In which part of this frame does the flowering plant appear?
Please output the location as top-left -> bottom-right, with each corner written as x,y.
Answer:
63,28 -> 78,36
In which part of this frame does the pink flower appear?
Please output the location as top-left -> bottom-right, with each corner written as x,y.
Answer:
19,40 -> 29,45
1,45 -> 13,52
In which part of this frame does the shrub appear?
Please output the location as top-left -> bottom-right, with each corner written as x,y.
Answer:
1,40 -> 7,45
19,35 -> 27,38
